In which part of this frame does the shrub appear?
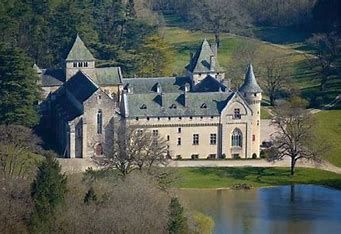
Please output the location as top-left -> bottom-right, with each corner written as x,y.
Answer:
252,153 -> 257,159
221,154 -> 226,159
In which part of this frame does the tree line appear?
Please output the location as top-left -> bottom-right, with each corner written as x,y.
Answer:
0,0 -> 174,77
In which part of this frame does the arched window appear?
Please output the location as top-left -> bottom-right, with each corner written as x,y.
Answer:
97,110 -> 103,134
231,128 -> 242,147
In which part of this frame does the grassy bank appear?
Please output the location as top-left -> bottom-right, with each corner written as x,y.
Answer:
175,167 -> 341,189
315,110 -> 341,167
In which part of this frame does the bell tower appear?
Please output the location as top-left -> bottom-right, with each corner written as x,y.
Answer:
65,34 -> 96,80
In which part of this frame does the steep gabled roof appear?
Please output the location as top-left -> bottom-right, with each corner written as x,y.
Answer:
186,39 -> 223,73
239,64 -> 262,93
64,71 -> 98,103
66,35 -> 95,61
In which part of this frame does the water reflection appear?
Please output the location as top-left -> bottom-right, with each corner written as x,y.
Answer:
179,185 -> 341,234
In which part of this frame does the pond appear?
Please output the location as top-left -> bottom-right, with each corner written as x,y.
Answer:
179,185 -> 341,234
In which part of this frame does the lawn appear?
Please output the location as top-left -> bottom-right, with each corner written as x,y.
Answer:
315,110 -> 341,167
163,26 -> 305,77
260,107 -> 272,119
162,15 -> 340,108
175,167 -> 341,189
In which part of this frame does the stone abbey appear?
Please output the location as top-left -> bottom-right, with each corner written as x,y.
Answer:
37,35 -> 262,160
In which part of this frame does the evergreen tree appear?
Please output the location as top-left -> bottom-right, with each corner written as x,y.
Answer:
30,153 -> 67,232
0,43 -> 40,127
167,197 -> 187,234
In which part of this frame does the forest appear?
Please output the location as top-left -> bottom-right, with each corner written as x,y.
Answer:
0,0 -> 340,233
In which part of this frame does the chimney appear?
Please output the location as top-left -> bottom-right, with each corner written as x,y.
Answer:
210,56 -> 216,72
156,83 -> 162,94
211,43 -> 217,58
221,79 -> 230,92
184,83 -> 190,92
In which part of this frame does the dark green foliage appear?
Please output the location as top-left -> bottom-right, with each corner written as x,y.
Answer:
0,43 -> 40,127
84,187 -> 97,204
167,197 -> 187,234
30,152 -> 67,232
0,0 -> 168,76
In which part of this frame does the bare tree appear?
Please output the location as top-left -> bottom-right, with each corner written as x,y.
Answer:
306,32 -> 340,91
259,55 -> 292,106
226,40 -> 258,88
271,97 -> 329,175
189,0 -> 251,47
0,125 -> 41,178
100,125 -> 168,176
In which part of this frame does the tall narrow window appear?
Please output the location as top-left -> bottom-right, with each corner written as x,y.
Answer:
193,134 -> 199,145
97,110 -> 103,134
84,62 -> 88,67
231,128 -> 242,147
177,138 -> 181,146
73,62 -> 77,67
210,134 -> 217,145
178,127 -> 181,133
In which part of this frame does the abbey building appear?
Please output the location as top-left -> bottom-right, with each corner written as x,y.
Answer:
37,35 -> 262,160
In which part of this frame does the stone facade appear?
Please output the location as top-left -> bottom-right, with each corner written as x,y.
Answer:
38,35 -> 262,160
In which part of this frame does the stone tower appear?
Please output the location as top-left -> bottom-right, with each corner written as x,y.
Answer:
186,39 -> 225,85
65,34 -> 96,80
239,64 -> 262,158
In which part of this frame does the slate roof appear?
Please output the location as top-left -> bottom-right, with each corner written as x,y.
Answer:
122,77 -> 193,94
66,35 -> 95,61
94,67 -> 122,85
126,91 -> 233,118
54,94 -> 83,121
41,69 -> 65,87
186,39 -> 224,73
64,71 -> 98,103
193,75 -> 227,92
239,64 -> 262,93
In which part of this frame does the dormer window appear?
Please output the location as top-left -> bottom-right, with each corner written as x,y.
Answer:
200,103 -> 207,109
170,104 -> 177,109
140,104 -> 147,109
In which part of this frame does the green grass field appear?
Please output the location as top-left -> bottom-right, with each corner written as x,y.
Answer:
175,167 -> 341,189
315,110 -> 341,167
162,16 -> 340,108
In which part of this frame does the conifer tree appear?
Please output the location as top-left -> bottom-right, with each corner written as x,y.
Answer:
167,197 -> 187,234
0,43 -> 40,127
30,153 -> 67,232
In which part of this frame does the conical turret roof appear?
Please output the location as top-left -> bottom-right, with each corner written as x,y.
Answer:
66,34 -> 95,61
239,64 -> 262,93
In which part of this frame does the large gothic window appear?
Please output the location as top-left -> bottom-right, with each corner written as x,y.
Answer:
97,110 -> 103,134
231,128 -> 242,147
